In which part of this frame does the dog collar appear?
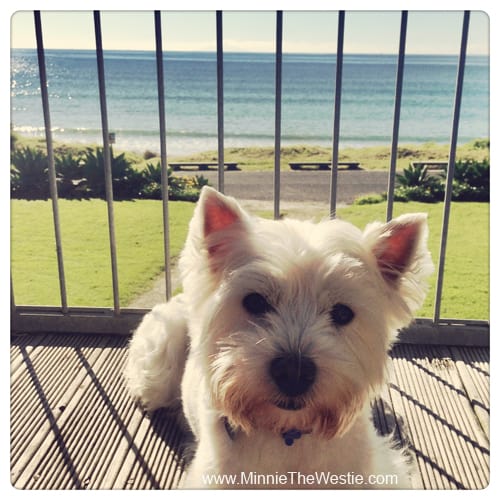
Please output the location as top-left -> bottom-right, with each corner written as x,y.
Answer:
222,418 -> 304,447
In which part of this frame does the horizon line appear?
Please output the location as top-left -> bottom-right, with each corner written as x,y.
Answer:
11,46 -> 489,56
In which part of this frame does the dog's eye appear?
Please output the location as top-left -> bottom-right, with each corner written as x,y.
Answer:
330,303 -> 354,326
242,293 -> 273,315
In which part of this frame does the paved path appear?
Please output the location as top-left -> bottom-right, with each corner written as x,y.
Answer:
130,170 -> 389,308
187,169 -> 388,205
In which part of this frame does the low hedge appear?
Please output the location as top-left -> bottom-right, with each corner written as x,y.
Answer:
10,145 -> 209,202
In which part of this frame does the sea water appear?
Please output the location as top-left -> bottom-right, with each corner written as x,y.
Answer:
11,49 -> 489,156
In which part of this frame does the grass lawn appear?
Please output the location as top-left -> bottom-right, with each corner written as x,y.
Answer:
167,141 -> 489,172
11,199 -> 195,308
11,199 -> 488,321
336,202 -> 489,321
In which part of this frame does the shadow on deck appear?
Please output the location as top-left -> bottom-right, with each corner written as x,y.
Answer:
10,333 -> 489,490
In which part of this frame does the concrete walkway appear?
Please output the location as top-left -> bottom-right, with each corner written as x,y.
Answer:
184,169 -> 388,205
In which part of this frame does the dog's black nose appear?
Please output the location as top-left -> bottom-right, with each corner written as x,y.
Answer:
269,354 -> 316,397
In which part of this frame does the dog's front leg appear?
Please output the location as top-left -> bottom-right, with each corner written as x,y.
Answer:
124,294 -> 189,411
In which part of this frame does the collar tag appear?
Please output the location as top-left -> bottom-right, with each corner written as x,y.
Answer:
282,429 -> 302,446
223,420 -> 305,446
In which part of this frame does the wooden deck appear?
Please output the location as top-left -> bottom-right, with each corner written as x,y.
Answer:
11,332 -> 489,490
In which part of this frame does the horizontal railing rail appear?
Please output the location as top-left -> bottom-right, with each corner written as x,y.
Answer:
10,10 -> 488,346
11,305 -> 489,346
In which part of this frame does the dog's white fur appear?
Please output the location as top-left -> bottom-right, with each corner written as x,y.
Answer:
124,186 -> 433,489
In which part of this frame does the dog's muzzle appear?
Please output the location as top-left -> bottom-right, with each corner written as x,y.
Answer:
269,354 -> 316,401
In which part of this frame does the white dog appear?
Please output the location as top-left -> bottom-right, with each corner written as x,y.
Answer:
125,186 -> 433,489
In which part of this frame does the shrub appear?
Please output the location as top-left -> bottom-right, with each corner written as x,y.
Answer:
472,139 -> 489,149
353,193 -> 387,205
11,131 -> 19,150
452,159 -> 489,201
55,152 -> 88,199
194,174 -> 210,190
394,185 -> 442,203
81,147 -> 145,200
394,158 -> 489,203
11,146 -> 50,200
396,162 -> 444,187
10,144 -> 210,202
139,162 -> 163,199
169,175 -> 208,201
394,163 -> 445,202
140,161 -> 210,201
143,150 -> 158,160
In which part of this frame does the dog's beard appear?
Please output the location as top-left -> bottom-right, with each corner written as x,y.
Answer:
211,358 -> 367,440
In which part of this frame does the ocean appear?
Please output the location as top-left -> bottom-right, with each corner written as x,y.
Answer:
11,49 -> 489,156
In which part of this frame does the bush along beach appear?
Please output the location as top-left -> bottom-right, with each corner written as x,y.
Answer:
353,140 -> 489,205
138,161 -> 210,202
11,133 -> 489,203
393,158 -> 489,203
10,141 -> 210,202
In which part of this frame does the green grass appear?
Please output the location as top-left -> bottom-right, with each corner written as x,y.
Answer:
151,141 -> 489,172
11,199 -> 488,320
338,202 -> 489,320
11,199 -> 195,308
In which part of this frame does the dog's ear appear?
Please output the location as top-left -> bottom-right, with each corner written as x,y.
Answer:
201,187 -> 242,241
368,214 -> 427,284
180,187 -> 252,294
198,186 -> 250,268
364,214 -> 433,291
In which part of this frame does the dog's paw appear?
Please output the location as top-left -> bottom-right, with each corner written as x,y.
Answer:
124,294 -> 189,410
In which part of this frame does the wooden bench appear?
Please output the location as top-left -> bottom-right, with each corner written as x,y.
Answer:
168,162 -> 239,171
411,161 -> 448,171
289,161 -> 360,171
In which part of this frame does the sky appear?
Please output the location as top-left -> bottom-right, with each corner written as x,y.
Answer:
10,10 -> 489,55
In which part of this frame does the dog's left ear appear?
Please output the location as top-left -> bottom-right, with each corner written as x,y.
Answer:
368,214 -> 426,284
197,186 -> 250,270
364,214 -> 433,291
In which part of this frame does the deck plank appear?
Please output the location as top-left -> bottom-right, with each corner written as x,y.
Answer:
450,346 -> 489,438
11,333 -> 489,490
388,344 -> 489,489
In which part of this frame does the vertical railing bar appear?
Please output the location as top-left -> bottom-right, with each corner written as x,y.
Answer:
433,11 -> 470,323
386,10 -> 408,222
154,11 -> 172,300
329,11 -> 345,219
11,277 -> 17,318
93,11 -> 120,315
216,11 -> 224,193
34,11 -> 68,313
273,11 -> 283,220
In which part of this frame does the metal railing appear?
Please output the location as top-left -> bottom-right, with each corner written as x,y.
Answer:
11,10 -> 488,345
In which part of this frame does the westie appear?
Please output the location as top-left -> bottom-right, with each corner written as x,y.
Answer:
125,186 -> 433,489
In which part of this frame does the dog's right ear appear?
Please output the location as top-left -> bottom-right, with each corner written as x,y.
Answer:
197,186 -> 250,270
181,187 -> 251,293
